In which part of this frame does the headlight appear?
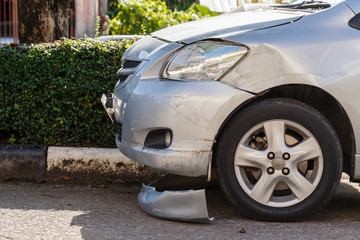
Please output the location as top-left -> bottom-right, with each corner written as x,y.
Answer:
162,41 -> 248,81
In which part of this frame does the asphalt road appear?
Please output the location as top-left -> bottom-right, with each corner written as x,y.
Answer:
0,176 -> 360,240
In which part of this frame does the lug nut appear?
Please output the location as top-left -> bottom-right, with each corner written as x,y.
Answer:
282,152 -> 290,160
267,152 -> 275,160
267,167 -> 275,174
282,168 -> 290,175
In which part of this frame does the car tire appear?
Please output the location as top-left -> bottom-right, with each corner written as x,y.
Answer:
215,98 -> 342,221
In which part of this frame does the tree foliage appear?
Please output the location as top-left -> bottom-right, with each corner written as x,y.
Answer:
163,0 -> 195,11
109,0 -> 217,35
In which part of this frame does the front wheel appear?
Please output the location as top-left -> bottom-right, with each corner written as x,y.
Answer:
215,99 -> 342,221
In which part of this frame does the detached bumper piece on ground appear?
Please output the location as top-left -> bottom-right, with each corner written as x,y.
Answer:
138,185 -> 212,223
137,175 -> 215,223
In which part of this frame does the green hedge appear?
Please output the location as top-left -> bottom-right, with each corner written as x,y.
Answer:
0,38 -> 133,146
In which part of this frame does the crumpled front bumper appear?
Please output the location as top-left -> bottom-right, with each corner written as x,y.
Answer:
113,79 -> 254,177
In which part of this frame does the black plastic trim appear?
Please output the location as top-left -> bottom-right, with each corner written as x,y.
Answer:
349,14 -> 360,30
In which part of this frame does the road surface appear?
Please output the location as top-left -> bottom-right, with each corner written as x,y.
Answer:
0,175 -> 359,239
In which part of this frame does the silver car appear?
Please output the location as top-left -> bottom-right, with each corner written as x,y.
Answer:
102,0 -> 360,221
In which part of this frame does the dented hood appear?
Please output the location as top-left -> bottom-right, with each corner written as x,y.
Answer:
152,10 -> 304,43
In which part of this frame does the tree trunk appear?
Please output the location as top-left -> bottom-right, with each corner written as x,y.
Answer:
19,0 -> 71,44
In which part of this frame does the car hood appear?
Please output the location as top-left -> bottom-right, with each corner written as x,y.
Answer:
151,10 -> 305,43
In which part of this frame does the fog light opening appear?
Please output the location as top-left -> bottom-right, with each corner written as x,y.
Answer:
144,129 -> 173,150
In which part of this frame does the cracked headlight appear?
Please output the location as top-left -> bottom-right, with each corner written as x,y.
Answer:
162,41 -> 248,81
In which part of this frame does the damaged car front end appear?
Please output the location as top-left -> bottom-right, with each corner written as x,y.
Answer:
103,0 -> 360,222
101,35 -> 255,222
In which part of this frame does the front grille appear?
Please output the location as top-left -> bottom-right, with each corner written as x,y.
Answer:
123,60 -> 141,68
119,75 -> 129,82
117,59 -> 141,84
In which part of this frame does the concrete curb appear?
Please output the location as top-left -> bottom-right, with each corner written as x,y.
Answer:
0,145 -> 163,183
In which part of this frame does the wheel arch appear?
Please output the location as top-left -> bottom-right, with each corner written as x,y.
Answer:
213,84 -> 355,177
